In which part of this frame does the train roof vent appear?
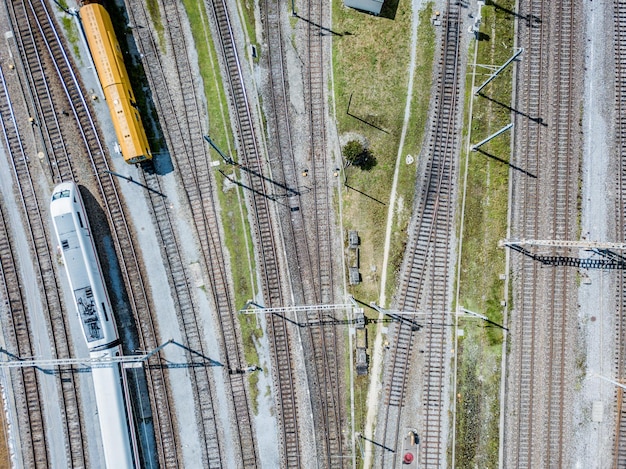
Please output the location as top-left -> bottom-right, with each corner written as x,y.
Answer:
61,239 -> 69,251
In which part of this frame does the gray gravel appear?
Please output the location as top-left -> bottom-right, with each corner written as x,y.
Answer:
572,0 -> 618,466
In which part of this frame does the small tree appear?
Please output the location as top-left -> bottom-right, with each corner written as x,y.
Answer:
342,140 -> 377,171
342,140 -> 364,167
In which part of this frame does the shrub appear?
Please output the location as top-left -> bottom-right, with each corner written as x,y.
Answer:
342,140 -> 377,170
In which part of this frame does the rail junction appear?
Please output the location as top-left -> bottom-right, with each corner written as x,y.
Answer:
0,0 -> 625,468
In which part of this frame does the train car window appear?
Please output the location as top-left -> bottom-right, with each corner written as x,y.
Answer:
101,303 -> 109,322
52,189 -> 71,200
76,212 -> 84,228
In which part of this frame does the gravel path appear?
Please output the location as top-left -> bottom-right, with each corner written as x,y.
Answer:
572,0 -> 618,466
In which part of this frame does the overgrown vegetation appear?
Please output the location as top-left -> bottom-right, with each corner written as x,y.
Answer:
146,0 -> 165,51
60,16 -> 81,60
454,1 -> 515,466
237,0 -> 258,62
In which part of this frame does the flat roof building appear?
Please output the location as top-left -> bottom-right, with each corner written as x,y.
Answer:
343,0 -> 384,15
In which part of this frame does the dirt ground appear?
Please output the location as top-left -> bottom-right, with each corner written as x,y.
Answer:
0,407 -> 9,469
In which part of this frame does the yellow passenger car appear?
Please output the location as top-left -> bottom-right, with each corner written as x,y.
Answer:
80,3 -> 152,164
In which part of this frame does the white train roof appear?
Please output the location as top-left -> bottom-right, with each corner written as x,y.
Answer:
50,182 -> 75,217
51,182 -> 116,348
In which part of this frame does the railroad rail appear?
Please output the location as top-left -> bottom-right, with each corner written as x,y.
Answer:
202,0 -> 305,465
140,167 -> 224,467
126,0 -> 264,465
505,0 -> 581,467
612,0 -> 626,466
0,68 -> 88,467
375,3 -> 463,468
506,1 -> 546,463
4,0 -> 76,183
2,2 -> 100,460
0,194 -> 48,468
259,0 -> 346,462
544,3 -> 577,465
300,0 -> 346,462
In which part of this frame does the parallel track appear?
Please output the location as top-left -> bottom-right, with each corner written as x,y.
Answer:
0,61 -> 87,467
126,0 -> 263,464
544,2 -> 576,465
4,0 -> 76,183
261,0 -> 347,464
4,1 -> 178,465
140,166 -> 223,467
203,0 -> 302,464
301,0 -> 345,463
613,1 -> 626,466
0,193 -> 48,468
506,0 -> 581,466
509,3 -> 545,464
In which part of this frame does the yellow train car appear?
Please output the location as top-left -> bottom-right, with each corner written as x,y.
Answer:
80,3 -> 152,164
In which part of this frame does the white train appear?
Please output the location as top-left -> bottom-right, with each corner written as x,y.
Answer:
50,182 -> 137,469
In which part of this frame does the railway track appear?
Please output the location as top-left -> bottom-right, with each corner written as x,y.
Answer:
506,0 -> 581,466
126,0 -> 262,465
299,0 -> 346,463
262,0 -> 344,467
259,0 -> 346,463
0,194 -> 48,468
4,0 -> 77,183
200,0 -> 311,464
544,2 -> 577,465
508,2 -> 545,464
254,0 -> 347,462
139,167 -> 223,467
259,0 -> 348,463
613,1 -> 626,466
375,3 -> 462,468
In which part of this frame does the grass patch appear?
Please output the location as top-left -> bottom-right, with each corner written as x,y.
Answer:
349,309 -> 383,467
181,0 -> 260,408
454,1 -> 516,466
0,388 -> 7,469
60,16 -> 81,60
237,0 -> 258,59
333,3 -> 435,461
239,314 -> 264,413
333,1 -> 435,304
455,331 -> 502,467
146,0 -> 165,51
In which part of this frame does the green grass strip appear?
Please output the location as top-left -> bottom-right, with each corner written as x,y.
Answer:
454,1 -> 516,466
